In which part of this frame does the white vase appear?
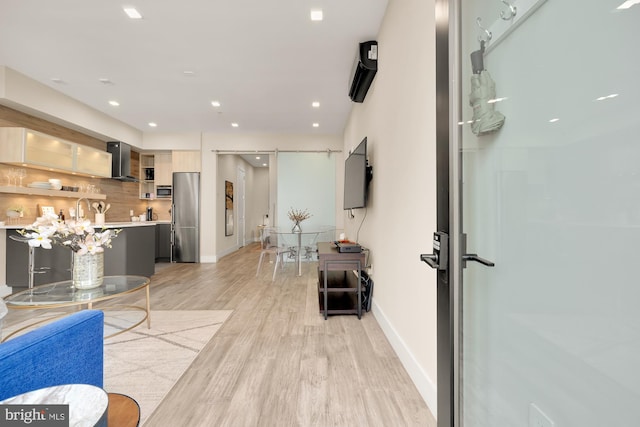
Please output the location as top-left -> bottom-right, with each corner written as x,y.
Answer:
72,252 -> 104,290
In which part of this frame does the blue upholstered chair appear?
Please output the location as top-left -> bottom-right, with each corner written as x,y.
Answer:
0,310 -> 104,401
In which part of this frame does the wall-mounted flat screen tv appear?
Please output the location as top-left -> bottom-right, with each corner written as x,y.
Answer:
343,137 -> 371,210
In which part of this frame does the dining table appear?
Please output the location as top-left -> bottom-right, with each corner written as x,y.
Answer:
270,227 -> 333,276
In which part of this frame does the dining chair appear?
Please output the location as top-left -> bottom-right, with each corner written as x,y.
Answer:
302,226 -> 336,262
256,227 -> 295,281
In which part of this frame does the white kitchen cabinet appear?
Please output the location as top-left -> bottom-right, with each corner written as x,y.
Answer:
0,127 -> 111,178
154,153 -> 172,185
172,150 -> 201,172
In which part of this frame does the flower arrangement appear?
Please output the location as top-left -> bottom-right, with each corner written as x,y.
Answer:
288,208 -> 312,223
19,213 -> 120,255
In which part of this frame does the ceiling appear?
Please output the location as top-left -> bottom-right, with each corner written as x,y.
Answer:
0,0 -> 388,138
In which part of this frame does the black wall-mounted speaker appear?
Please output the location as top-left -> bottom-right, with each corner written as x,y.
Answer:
348,41 -> 378,103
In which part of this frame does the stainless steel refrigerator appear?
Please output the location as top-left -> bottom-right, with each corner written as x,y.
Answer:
171,172 -> 200,262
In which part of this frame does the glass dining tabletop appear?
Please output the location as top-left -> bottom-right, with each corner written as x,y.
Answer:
268,227 -> 335,276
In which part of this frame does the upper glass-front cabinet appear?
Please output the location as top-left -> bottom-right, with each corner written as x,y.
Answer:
0,127 -> 111,178
25,130 -> 74,170
75,145 -> 111,177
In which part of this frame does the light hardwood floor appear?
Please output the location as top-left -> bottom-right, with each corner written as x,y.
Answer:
4,243 -> 436,426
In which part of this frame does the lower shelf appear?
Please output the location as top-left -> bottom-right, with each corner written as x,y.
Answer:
317,270 -> 360,316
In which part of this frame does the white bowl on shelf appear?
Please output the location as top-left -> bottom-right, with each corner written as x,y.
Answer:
48,179 -> 62,190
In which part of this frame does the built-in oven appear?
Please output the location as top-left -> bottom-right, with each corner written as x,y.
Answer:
156,185 -> 172,199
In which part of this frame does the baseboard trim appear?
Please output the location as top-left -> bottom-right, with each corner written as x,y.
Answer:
200,255 -> 217,263
372,299 -> 437,418
215,244 -> 239,261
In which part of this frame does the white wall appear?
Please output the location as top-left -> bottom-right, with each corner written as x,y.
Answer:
276,152 -> 336,230
342,0 -> 438,413
142,132 -> 202,150
216,155 -> 265,257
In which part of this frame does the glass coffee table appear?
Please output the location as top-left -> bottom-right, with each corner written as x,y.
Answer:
3,275 -> 151,341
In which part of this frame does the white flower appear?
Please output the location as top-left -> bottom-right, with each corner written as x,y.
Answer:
26,232 -> 52,249
20,215 -> 120,253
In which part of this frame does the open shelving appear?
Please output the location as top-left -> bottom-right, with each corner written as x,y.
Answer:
0,185 -> 106,200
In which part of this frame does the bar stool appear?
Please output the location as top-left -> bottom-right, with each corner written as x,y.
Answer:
9,235 -> 49,289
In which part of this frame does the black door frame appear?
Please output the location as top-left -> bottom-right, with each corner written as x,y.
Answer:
434,0 -> 461,426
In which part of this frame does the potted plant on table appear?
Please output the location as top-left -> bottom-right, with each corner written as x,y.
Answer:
19,213 -> 121,289
288,208 -> 312,232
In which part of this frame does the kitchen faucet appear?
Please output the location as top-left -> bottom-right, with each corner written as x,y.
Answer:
76,197 -> 91,220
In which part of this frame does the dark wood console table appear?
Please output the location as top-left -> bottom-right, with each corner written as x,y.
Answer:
317,241 -> 366,320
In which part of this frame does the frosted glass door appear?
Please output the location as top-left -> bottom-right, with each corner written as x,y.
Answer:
25,130 -> 74,170
75,145 -> 111,177
458,1 -> 640,425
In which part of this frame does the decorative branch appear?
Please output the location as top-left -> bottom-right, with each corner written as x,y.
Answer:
288,208 -> 312,223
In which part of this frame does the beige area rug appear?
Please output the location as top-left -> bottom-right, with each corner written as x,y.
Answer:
103,310 -> 232,425
2,310 -> 232,426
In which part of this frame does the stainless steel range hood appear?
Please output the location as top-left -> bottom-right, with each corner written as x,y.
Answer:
107,141 -> 139,182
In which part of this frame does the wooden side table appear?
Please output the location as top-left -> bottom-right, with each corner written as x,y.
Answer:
108,393 -> 140,427
317,242 -> 366,319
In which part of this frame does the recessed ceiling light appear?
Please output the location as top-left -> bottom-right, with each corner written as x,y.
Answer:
231,123 -> 239,128
98,78 -> 113,85
211,101 -> 221,107
312,123 -> 320,128
262,163 -> 267,167
310,9 -> 323,21
123,7 -> 142,19
312,101 -> 320,108
183,70 -> 195,76
109,100 -> 120,107
255,156 -> 261,160
148,122 -> 157,127
549,118 -> 560,123
51,78 -> 64,84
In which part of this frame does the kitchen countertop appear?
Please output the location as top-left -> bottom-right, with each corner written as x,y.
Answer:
0,220 -> 171,230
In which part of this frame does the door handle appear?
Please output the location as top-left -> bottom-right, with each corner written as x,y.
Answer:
462,253 -> 495,267
420,254 -> 439,269
460,233 -> 495,267
420,231 -> 448,271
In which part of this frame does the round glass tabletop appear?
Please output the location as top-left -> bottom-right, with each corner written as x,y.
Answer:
4,275 -> 150,308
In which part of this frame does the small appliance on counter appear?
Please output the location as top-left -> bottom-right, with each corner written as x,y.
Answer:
146,207 -> 154,221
